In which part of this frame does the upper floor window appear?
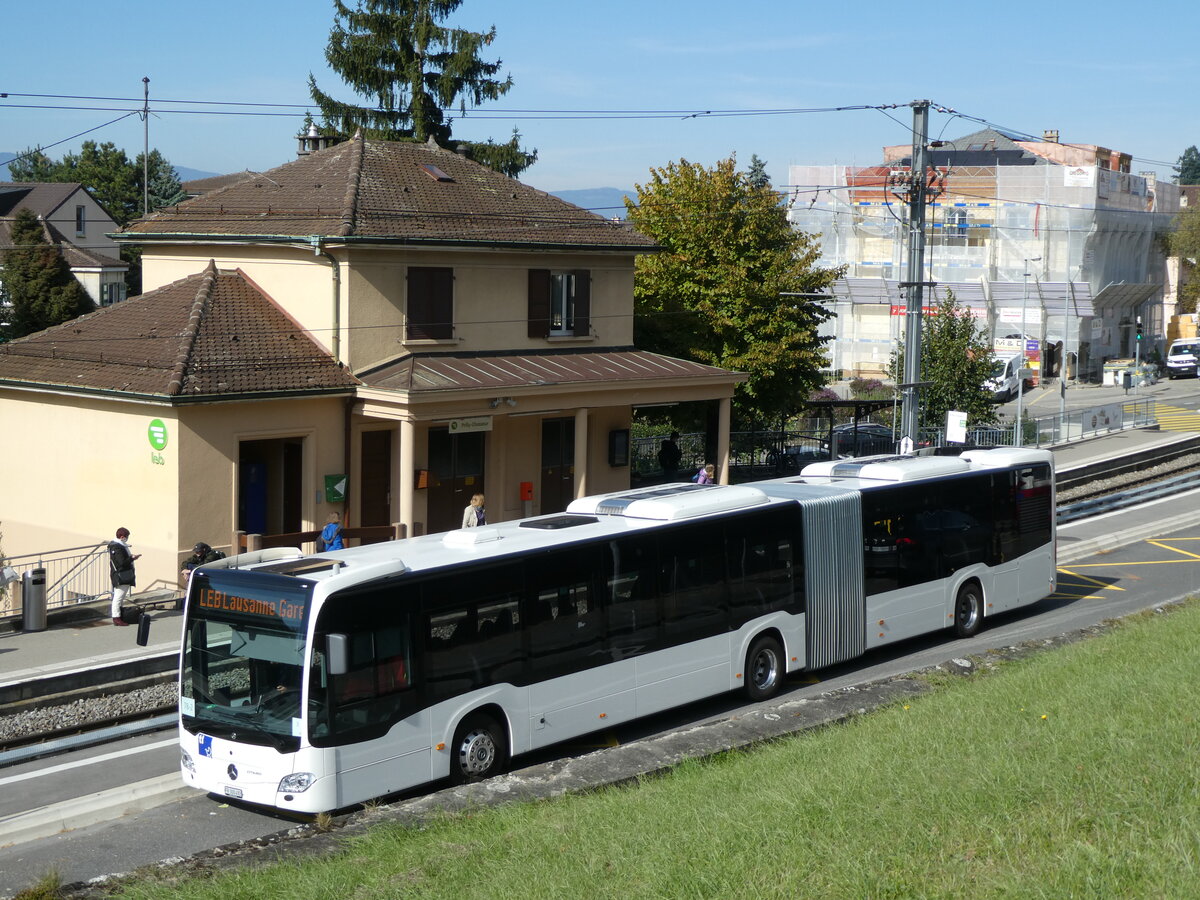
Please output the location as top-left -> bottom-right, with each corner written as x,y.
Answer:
75,205 -> 86,236
100,282 -> 126,306
405,267 -> 453,341
528,269 -> 590,338
946,208 -> 968,237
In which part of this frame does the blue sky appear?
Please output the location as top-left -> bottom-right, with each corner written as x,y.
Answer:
1,0 -> 1195,200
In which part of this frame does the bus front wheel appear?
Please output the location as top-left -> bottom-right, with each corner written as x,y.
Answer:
954,583 -> 984,638
450,713 -> 507,785
744,635 -> 784,702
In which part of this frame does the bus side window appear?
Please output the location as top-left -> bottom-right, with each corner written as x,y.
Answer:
728,509 -> 796,623
310,586 -> 417,744
423,563 -> 525,700
660,523 -> 728,643
605,537 -> 660,660
526,547 -> 604,680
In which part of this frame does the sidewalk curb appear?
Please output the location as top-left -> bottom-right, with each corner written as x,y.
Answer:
0,773 -> 192,849
1056,503 -> 1200,565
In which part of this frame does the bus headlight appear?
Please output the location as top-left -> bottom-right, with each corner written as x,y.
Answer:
181,750 -> 195,775
278,772 -> 315,793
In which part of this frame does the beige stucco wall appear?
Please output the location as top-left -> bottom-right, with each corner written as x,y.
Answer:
138,244 -> 638,375
179,396 -> 349,558
0,389 -> 350,594
0,391 -> 181,593
140,245 -> 340,358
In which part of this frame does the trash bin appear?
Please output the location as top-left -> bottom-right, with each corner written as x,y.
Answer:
22,567 -> 47,632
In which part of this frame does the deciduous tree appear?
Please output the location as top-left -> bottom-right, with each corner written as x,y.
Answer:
627,155 -> 840,425
1,208 -> 94,339
1169,203 -> 1200,314
891,290 -> 999,430
309,0 -> 535,175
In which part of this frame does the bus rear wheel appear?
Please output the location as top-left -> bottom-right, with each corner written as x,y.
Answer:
744,635 -> 784,701
954,583 -> 984,638
450,713 -> 507,785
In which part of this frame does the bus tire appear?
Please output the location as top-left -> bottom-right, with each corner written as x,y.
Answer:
449,713 -> 507,785
744,634 -> 784,701
954,582 -> 984,638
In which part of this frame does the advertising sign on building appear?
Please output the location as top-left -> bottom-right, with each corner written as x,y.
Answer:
998,307 -> 1043,326
1064,166 -> 1095,188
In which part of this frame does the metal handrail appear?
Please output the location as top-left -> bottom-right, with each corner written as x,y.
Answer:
1,542 -> 111,613
1057,469 -> 1200,523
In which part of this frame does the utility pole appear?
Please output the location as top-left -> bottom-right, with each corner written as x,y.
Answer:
896,100 -> 934,450
142,77 -> 150,218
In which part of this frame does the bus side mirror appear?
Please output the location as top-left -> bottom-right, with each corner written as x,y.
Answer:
327,633 -> 349,676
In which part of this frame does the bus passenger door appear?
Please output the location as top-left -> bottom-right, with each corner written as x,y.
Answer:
525,549 -> 636,750
636,524 -> 730,715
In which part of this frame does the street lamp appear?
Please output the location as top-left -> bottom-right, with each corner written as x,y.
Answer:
1014,256 -> 1042,447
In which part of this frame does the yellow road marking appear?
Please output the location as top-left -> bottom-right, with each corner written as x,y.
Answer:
1055,570 -> 1125,590
1146,540 -> 1200,560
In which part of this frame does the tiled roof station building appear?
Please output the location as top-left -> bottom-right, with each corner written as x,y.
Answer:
0,134 -> 742,586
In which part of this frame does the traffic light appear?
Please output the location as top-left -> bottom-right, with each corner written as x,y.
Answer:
1136,317 -> 1143,341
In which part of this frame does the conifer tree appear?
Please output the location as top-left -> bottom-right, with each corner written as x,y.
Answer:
308,0 -> 535,176
1,208 -> 94,340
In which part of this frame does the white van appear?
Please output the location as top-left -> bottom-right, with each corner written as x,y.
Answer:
1166,339 -> 1200,379
986,353 -> 1023,402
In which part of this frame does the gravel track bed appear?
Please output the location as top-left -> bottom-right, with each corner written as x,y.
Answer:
1057,451 -> 1200,504
0,682 -> 176,744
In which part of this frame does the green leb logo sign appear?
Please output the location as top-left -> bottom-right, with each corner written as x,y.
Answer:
148,419 -> 169,451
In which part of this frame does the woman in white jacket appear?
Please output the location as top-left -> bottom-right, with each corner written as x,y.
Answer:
462,492 -> 486,528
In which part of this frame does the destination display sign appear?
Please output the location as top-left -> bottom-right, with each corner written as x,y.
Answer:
191,575 -> 311,631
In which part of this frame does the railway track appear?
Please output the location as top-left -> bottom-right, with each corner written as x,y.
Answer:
6,437 -> 1200,764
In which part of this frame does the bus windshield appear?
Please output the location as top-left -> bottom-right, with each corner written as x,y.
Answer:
180,571 -> 314,752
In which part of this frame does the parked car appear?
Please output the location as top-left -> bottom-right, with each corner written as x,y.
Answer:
1166,339 -> 1200,379
767,444 -> 831,473
822,422 -> 896,458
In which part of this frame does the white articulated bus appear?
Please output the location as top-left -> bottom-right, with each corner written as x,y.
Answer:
174,447 -> 1054,813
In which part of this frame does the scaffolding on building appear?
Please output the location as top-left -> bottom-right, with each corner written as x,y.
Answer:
791,152 -> 1179,381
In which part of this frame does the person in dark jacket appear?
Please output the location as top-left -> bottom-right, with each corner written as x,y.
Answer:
180,542 -> 225,582
657,432 -> 683,480
108,527 -> 140,626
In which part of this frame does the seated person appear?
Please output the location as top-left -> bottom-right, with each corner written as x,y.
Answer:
181,542 -> 225,582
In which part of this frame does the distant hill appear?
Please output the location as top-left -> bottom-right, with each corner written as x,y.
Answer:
547,187 -> 634,220
174,165 -> 219,183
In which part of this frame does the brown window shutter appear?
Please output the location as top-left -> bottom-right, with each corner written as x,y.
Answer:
528,269 -> 551,338
407,267 -> 453,340
429,267 -> 453,340
572,269 -> 591,337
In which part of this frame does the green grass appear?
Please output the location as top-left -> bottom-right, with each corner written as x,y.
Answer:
113,603 -> 1200,900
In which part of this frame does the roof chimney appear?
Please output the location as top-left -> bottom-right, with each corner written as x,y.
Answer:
1042,129 -> 1060,144
297,124 -> 341,157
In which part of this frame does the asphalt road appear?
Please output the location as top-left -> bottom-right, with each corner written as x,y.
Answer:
3,504 -> 1200,895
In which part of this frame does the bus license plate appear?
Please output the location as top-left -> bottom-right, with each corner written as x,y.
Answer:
224,786 -> 244,799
